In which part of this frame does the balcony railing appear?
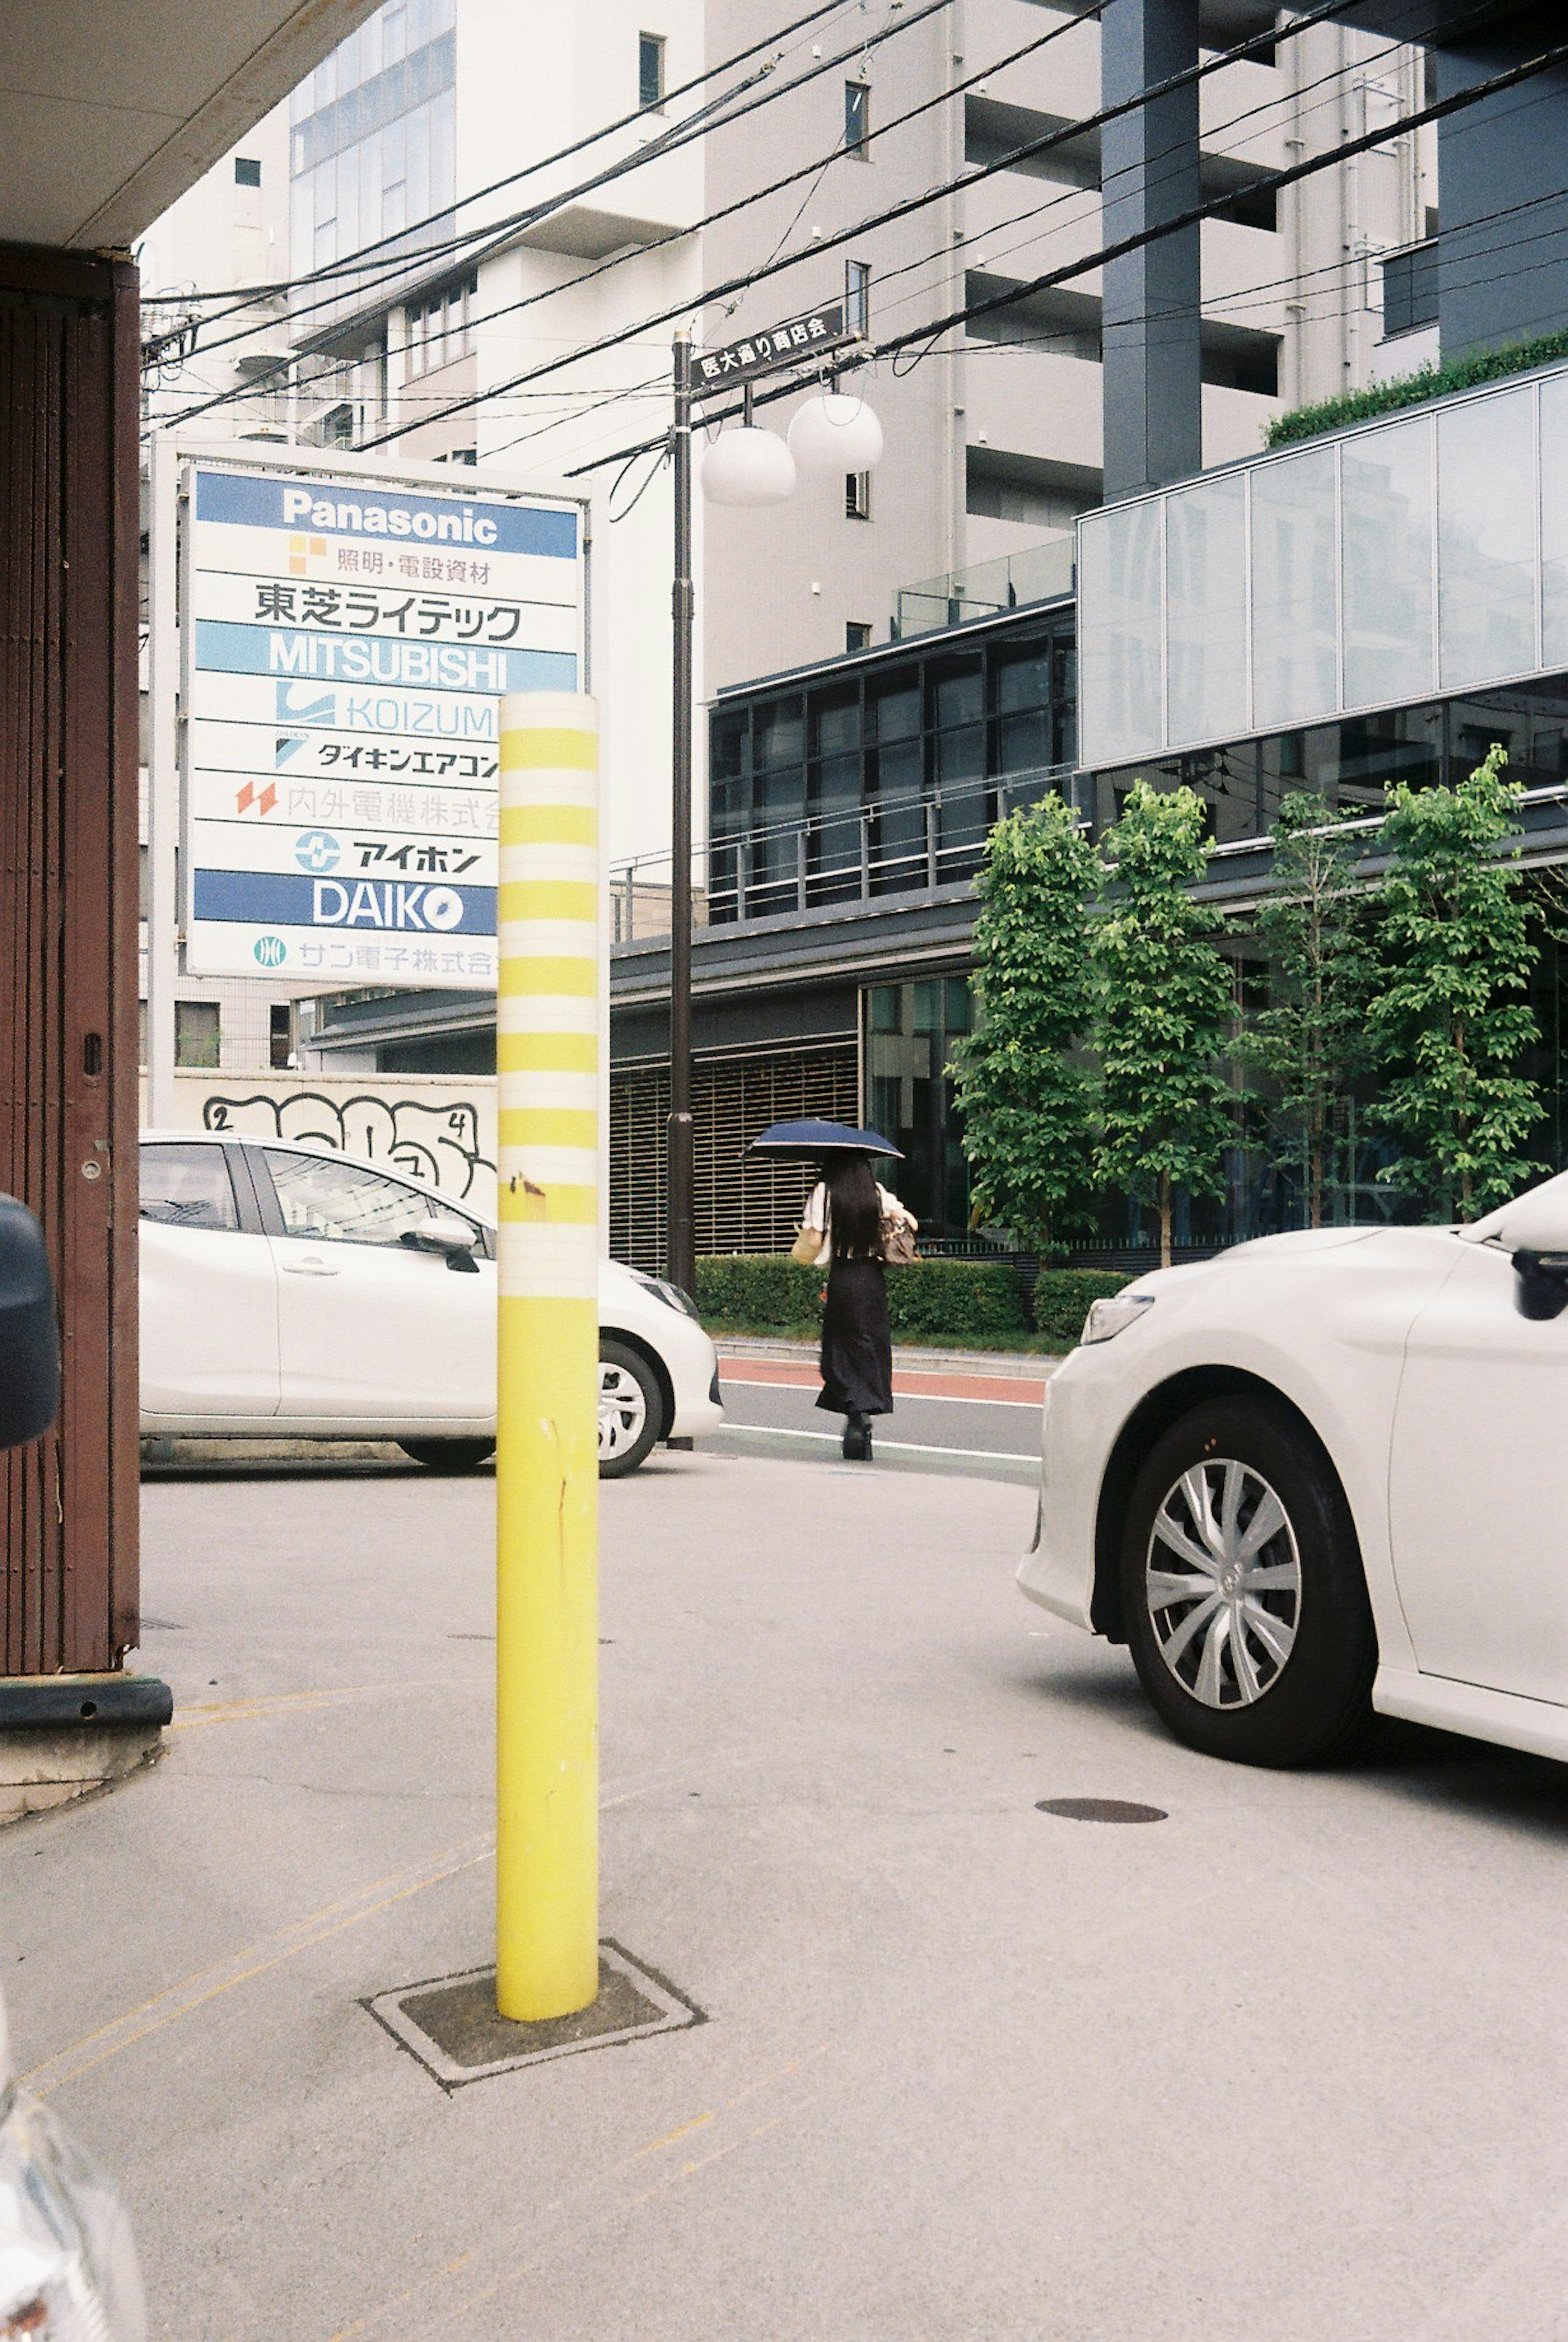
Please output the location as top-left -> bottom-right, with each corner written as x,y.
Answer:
609,766 -> 1076,944
892,537 -> 1076,640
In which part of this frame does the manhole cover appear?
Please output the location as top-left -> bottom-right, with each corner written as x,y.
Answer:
1036,1797 -> 1168,1824
364,1940 -> 704,2089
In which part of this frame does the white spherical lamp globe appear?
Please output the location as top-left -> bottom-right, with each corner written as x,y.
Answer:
786,391 -> 884,479
700,427 -> 796,506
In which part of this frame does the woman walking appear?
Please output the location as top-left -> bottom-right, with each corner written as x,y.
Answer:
799,1152 -> 917,1460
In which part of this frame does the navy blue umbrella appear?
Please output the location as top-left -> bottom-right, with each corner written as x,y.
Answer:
748,1117 -> 903,1161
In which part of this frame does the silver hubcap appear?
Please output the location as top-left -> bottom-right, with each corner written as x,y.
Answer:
1145,1459 -> 1301,1709
599,1362 -> 648,1458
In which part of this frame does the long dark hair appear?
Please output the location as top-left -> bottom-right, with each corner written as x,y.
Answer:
824,1153 -> 881,1259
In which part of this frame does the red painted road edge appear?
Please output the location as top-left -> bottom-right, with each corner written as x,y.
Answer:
717,1355 -> 1049,1406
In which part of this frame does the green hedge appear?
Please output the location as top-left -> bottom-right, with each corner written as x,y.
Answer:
695,1254 -> 822,1333
695,1254 -> 1135,1350
886,1257 -> 1028,1344
1263,325 -> 1568,451
1029,1268 -> 1134,1346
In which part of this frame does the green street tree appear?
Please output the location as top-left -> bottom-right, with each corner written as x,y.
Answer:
951,792 -> 1099,1249
1243,790 -> 1379,1228
1370,744 -> 1545,1217
1095,780 -> 1235,1269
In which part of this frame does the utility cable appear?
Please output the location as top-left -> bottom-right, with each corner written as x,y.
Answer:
566,26 -> 1568,470
351,0 -> 1393,454
157,0 -> 956,397
170,0 -> 1096,421
875,29 -> 1568,366
144,0 -> 864,312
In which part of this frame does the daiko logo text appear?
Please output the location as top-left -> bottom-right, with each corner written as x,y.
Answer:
312,880 -> 465,932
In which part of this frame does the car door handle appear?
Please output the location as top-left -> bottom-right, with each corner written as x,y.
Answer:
281,1254 -> 340,1276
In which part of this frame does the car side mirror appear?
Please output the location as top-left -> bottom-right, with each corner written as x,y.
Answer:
0,1197 -> 60,1447
403,1214 -> 481,1273
1513,1247 -> 1568,1321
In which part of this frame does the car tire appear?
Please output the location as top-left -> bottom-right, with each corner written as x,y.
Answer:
399,1437 -> 495,1471
1118,1397 -> 1375,1768
599,1339 -> 663,1477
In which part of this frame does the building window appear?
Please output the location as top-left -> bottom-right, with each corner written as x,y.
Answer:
845,80 -> 870,157
404,273 -> 478,377
845,470 -> 871,520
234,156 -> 262,187
175,1002 -> 220,1070
864,980 -> 975,1237
639,32 -> 666,110
846,621 -> 873,651
269,1004 -> 293,1070
846,258 -> 871,338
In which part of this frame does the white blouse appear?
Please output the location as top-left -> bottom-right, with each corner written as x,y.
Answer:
800,1179 -> 916,1270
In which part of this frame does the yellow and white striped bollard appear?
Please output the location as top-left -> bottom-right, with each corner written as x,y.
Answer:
495,689 -> 601,2021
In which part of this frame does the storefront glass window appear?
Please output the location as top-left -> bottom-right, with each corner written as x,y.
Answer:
865,979 -> 975,1237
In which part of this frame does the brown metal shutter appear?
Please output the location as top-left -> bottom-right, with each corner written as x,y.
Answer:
0,248 -> 141,1673
610,1038 -> 858,1273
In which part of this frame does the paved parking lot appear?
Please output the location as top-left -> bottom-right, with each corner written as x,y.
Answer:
6,1448 -> 1567,2341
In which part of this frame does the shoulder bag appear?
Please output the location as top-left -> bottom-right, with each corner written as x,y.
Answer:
879,1214 -> 918,1267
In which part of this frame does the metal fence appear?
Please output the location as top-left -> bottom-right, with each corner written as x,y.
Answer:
609,765 -> 1078,944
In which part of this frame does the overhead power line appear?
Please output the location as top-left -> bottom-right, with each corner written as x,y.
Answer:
566,26 -> 1568,473
155,0 -> 955,396
146,0 -> 863,312
350,0 -> 1386,455
878,29 -> 1568,363
168,0 -> 1096,416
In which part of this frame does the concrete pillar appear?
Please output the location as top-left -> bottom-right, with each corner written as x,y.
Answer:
1100,0 -> 1203,499
1436,23 -> 1568,360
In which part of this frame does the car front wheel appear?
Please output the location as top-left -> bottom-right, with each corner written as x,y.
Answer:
598,1339 -> 663,1477
1119,1397 -> 1375,1767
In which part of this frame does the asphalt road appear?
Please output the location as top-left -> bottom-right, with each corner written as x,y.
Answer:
11,1447 -> 1566,2342
714,1353 -> 1048,1482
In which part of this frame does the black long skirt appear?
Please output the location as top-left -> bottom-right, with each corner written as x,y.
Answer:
816,1257 -> 894,1419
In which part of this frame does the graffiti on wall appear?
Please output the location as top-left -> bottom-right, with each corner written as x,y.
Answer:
200,1090 -> 497,1206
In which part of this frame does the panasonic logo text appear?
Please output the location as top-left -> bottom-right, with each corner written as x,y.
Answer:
281,488 -> 498,546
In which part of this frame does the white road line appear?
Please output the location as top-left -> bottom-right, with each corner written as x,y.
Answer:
714,1424 -> 1040,1465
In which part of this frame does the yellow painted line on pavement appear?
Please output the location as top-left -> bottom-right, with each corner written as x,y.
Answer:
323,2047 -> 831,2342
24,1756 -> 738,2101
639,2112 -> 714,2154
24,1834 -> 495,2099
170,1679 -> 464,1732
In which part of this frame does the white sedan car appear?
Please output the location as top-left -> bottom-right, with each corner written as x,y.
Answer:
139,1131 -> 722,1475
1021,1169 -> 1568,1769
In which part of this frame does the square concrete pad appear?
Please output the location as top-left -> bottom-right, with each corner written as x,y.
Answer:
367,1942 -> 703,2086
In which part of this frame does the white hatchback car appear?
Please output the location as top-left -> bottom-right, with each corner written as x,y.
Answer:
1022,1168 -> 1568,1769
139,1132 -> 722,1475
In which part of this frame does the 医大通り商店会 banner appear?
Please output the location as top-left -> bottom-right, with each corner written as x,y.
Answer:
182,463 -> 581,985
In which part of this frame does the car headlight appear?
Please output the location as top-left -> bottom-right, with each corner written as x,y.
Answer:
1080,1292 -> 1156,1346
0,2084 -> 146,2340
631,1273 -> 699,1319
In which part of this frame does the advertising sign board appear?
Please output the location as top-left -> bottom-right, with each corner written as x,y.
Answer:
180,459 -> 584,985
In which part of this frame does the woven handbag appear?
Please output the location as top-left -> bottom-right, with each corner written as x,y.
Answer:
879,1214 -> 918,1267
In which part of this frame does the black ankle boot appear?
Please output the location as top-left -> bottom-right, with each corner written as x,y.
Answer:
843,1412 -> 872,1461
